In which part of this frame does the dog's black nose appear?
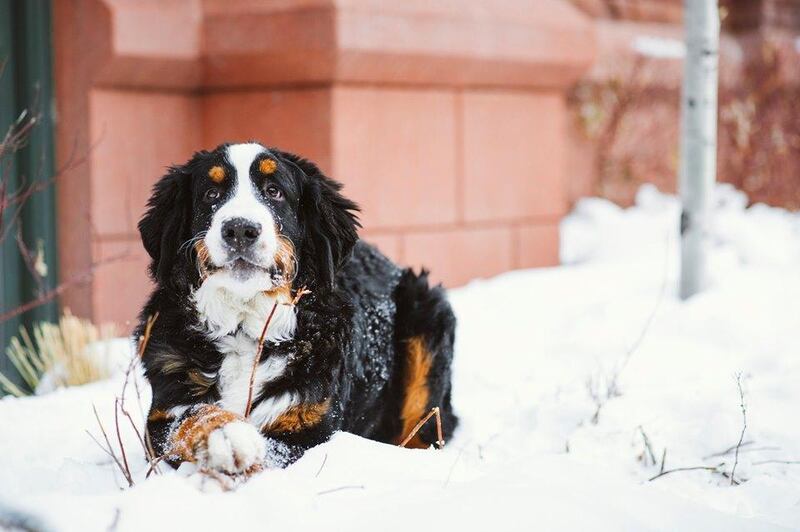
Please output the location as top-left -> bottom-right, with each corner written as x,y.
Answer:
221,217 -> 261,250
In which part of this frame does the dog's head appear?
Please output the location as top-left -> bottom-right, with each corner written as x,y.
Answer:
139,142 -> 360,297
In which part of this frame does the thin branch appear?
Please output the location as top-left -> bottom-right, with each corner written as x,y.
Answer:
244,287 -> 310,418
106,508 -> 121,532
637,425 -> 657,466
703,440 -> 754,460
752,459 -> 800,466
91,404 -> 132,487
399,407 -> 444,449
244,300 -> 278,418
316,485 -> 365,496
730,372 -> 747,485
0,252 -> 132,324
113,397 -> 133,487
315,453 -> 328,478
649,463 -> 725,482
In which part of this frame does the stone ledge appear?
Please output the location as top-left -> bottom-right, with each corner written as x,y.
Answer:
79,0 -> 596,90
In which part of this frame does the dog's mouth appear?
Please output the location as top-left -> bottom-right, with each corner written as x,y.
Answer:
224,256 -> 270,279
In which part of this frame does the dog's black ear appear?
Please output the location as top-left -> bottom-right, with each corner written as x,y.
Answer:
277,151 -> 360,289
138,165 -> 193,287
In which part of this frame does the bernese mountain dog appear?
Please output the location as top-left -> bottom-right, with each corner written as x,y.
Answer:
136,142 -> 457,473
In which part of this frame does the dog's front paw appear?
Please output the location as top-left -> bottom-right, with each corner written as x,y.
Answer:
203,421 -> 266,474
171,405 -> 265,474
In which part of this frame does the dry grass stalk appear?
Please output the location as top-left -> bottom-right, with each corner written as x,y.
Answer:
90,404 -> 133,487
244,287 -> 310,418
87,313 -> 160,487
399,406 -> 444,449
648,463 -> 726,482
0,310 -> 116,396
730,372 -> 747,485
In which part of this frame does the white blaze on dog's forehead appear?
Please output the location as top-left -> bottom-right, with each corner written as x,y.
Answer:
225,143 -> 267,185
202,142 -> 280,276
223,142 -> 271,217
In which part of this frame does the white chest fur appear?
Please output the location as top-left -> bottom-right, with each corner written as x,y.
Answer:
192,278 -> 298,420
192,275 -> 297,341
215,332 -> 289,416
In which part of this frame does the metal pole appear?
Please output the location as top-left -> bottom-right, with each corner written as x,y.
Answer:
679,0 -> 719,299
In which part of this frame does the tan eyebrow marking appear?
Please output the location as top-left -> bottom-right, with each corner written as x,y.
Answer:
208,165 -> 225,183
259,159 -> 277,175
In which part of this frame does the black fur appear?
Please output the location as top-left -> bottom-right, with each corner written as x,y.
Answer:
136,143 -> 458,467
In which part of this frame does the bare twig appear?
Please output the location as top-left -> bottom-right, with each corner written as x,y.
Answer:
244,287 -> 310,418
637,425 -> 657,466
106,508 -> 121,532
659,448 -> 667,474
316,485 -> 365,496
113,397 -> 133,486
15,225 -> 45,294
124,314 -> 161,474
443,445 -> 467,488
145,455 -> 167,479
731,373 -> 747,485
244,300 -> 279,417
703,440 -> 755,460
399,407 -> 444,449
91,404 -> 132,487
752,459 -> 800,466
0,252 -> 132,324
649,463 -> 726,482
315,453 -> 328,478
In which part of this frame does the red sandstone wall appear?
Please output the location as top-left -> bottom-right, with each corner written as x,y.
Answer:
53,0 -> 594,329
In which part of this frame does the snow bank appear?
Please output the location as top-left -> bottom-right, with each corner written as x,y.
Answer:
1,185 -> 798,531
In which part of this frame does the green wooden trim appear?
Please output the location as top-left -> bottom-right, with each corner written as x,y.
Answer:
0,0 -> 58,393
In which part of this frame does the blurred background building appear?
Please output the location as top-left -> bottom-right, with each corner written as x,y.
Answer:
1,0 -> 798,342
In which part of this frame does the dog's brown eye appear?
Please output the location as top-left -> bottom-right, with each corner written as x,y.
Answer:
265,184 -> 283,200
204,188 -> 221,203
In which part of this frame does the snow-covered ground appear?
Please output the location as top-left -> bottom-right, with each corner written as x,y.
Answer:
1,185 -> 798,531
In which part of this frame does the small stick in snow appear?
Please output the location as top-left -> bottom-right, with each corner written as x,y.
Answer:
107,508 -> 121,532
244,287 -> 310,418
399,406 -> 444,449
730,372 -> 747,486
315,453 -> 328,478
659,448 -> 667,474
752,459 -> 800,466
702,440 -> 755,460
316,485 -> 366,496
637,426 -> 657,466
113,397 -> 133,487
121,313 -> 161,476
91,404 -> 133,487
648,463 -> 725,482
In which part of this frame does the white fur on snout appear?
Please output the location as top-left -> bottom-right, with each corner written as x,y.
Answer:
204,143 -> 279,276
204,420 -> 266,473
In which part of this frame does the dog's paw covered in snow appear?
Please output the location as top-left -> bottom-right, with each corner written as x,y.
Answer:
205,421 -> 266,473
170,404 -> 265,474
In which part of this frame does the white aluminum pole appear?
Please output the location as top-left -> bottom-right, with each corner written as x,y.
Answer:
679,0 -> 720,299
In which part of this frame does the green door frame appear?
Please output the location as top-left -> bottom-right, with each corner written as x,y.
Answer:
0,0 -> 58,392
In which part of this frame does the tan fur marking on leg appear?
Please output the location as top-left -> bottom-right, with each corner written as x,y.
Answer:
394,336 -> 432,448
263,400 -> 330,433
170,405 -> 241,462
147,409 -> 172,423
